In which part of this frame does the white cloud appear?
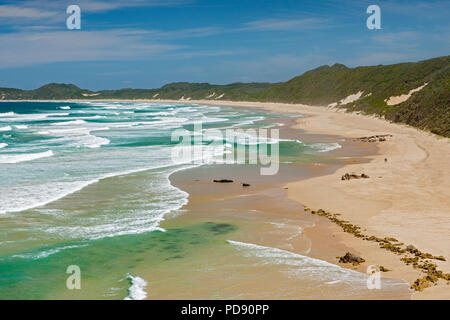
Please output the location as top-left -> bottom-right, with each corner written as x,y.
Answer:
0,5 -> 57,18
242,17 -> 327,31
0,0 -> 189,25
0,29 -> 181,68
58,0 -> 187,12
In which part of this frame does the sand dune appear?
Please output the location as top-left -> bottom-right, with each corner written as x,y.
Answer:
385,83 -> 428,106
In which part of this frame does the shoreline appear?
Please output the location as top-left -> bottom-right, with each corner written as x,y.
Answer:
162,112 -> 414,299
166,162 -> 411,299
164,100 -> 449,299
4,99 -> 449,298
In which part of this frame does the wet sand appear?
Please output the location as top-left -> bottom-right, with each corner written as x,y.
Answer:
157,119 -> 411,299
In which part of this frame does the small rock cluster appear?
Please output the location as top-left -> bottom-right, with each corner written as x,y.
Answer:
303,206 -> 449,291
354,134 -> 392,142
341,173 -> 370,180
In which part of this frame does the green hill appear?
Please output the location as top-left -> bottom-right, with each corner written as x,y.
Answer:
95,82 -> 273,100
255,55 -> 449,136
0,55 -> 449,137
0,83 -> 93,100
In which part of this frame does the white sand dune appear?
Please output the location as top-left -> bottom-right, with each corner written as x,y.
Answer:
328,91 -> 370,108
385,83 -> 428,106
339,91 -> 364,105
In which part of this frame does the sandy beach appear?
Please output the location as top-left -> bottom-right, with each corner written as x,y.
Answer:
151,99 -> 449,299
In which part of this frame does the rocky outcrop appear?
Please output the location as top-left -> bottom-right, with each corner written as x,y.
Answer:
304,206 -> 450,291
354,134 -> 392,142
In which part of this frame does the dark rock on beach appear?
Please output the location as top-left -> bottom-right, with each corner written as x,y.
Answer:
378,265 -> 391,272
354,134 -> 392,143
213,179 -> 234,183
338,252 -> 366,265
406,245 -> 418,254
341,173 -> 370,180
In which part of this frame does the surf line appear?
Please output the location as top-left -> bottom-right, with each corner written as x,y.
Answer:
181,304 -> 215,318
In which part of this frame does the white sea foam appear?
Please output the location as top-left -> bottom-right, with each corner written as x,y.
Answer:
227,240 -> 406,292
203,128 -> 297,146
12,244 -> 89,260
0,126 -> 12,131
311,142 -> 342,153
38,126 -> 110,148
41,164 -> 191,239
0,150 -> 54,164
14,125 -> 28,129
92,126 -> 110,132
38,127 -> 88,135
0,160 -> 192,244
226,240 -> 369,285
0,143 -> 7,149
52,120 -> 87,126
0,179 -> 98,214
0,112 -> 16,117
124,274 -> 148,300
0,112 -> 69,122
59,106 -> 71,110
76,134 -> 110,148
47,112 -> 70,117
269,222 -> 303,241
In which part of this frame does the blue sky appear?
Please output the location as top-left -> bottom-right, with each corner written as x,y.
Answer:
0,0 -> 449,90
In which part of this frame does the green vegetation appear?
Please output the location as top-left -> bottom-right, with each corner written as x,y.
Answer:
1,55 -> 448,137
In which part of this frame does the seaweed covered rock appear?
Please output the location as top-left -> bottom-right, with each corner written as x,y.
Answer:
304,206 -> 449,292
406,245 -> 419,254
411,275 -> 439,291
355,135 -> 392,143
338,252 -> 366,265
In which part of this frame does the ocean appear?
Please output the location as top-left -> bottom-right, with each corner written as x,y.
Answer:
0,101 -> 407,299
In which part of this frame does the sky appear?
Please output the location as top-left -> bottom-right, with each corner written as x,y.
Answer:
0,0 -> 449,90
